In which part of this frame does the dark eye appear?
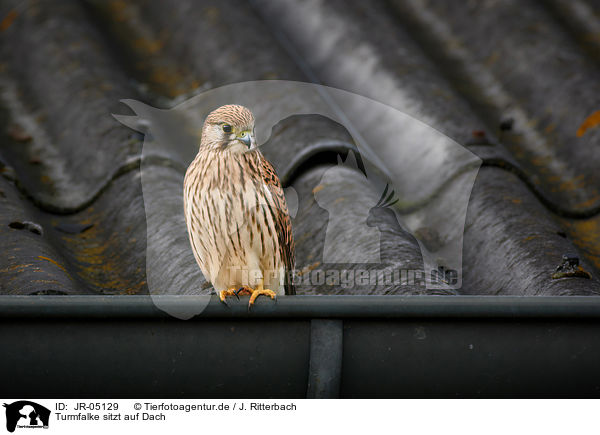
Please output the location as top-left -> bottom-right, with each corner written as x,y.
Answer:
222,124 -> 232,133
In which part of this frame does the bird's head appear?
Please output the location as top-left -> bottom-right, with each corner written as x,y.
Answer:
200,104 -> 257,153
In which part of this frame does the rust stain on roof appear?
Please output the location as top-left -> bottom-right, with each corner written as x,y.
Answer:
38,256 -> 67,273
561,216 -> 600,270
577,110 -> 600,137
0,9 -> 17,32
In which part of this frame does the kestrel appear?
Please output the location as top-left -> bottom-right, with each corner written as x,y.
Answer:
183,105 -> 295,306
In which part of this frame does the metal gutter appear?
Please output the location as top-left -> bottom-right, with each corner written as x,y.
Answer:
307,319 -> 343,398
3,295 -> 600,398
2,295 -> 600,318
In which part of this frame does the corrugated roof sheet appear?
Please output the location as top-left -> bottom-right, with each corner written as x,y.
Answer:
1,0 -> 599,296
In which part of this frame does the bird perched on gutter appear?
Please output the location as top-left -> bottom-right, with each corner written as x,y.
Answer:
183,105 -> 295,306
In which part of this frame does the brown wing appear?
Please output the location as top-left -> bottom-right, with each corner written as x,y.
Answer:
260,157 -> 296,295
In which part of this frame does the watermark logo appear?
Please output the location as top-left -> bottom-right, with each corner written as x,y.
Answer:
316,152 -> 385,264
115,80 -> 481,318
3,401 -> 50,432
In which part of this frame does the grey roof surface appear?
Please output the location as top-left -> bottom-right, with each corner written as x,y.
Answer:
1,0 -> 599,297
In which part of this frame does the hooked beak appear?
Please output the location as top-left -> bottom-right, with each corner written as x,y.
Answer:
239,132 -> 254,149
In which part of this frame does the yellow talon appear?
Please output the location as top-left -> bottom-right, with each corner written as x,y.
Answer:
219,288 -> 236,303
219,282 -> 277,307
249,287 -> 277,306
219,286 -> 252,304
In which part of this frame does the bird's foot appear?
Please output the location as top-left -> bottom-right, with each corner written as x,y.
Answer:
234,286 -> 253,297
248,288 -> 277,307
219,286 -> 251,305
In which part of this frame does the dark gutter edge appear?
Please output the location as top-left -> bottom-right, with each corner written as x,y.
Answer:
2,295 -> 600,319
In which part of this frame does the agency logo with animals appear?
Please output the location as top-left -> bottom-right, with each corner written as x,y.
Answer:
3,401 -> 50,433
